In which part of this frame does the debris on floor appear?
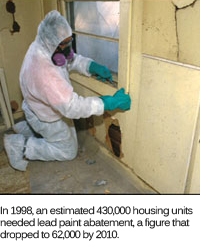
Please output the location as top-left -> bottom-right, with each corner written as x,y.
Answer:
85,159 -> 96,165
95,180 -> 107,186
60,174 -> 71,181
0,129 -> 156,194
104,189 -> 111,194
27,131 -> 157,194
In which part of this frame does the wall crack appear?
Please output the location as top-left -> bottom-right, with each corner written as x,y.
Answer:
172,4 -> 180,61
172,0 -> 197,9
172,0 -> 197,61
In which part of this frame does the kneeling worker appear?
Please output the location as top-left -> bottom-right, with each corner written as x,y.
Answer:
4,10 -> 131,171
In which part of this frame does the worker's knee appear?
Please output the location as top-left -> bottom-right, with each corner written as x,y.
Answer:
25,136 -> 78,161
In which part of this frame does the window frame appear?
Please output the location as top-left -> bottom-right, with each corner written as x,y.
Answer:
59,0 -> 142,97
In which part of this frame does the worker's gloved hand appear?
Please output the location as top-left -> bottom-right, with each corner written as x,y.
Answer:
99,88 -> 131,111
89,61 -> 113,83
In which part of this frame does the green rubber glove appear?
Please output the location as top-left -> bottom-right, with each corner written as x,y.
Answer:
99,88 -> 131,111
89,61 -> 113,82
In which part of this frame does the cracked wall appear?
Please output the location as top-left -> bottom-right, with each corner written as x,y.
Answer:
172,0 -> 196,9
142,0 -> 178,60
140,0 -> 200,193
175,0 -> 200,66
143,0 -> 200,67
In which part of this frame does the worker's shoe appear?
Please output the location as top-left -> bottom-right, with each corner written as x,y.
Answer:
4,134 -> 28,171
13,121 -> 35,139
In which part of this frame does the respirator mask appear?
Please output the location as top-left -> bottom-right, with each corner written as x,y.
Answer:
52,38 -> 74,66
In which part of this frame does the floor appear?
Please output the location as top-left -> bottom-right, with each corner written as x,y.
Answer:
0,128 -> 156,194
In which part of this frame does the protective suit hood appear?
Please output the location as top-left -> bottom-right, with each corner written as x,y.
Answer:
36,10 -> 72,56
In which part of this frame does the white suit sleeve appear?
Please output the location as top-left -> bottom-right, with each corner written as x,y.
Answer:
39,68 -> 104,119
57,92 -> 104,119
67,53 -> 93,77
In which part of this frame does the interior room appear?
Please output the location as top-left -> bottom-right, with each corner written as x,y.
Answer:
1,0 -> 200,194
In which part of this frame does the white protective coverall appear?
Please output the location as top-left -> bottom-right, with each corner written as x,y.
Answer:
4,10 -> 104,171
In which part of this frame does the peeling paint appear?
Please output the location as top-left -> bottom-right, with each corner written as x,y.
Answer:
86,116 -> 96,136
108,124 -> 121,157
0,1 -> 12,31
10,100 -> 18,113
103,112 -> 123,158
172,0 -> 196,9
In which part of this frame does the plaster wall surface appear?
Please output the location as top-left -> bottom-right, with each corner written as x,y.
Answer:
142,0 -> 178,61
188,137 -> 200,193
176,0 -> 200,66
0,0 -> 43,119
143,0 -> 200,68
0,0 -> 11,68
43,0 -> 57,15
133,57 -> 200,193
134,0 -> 200,192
